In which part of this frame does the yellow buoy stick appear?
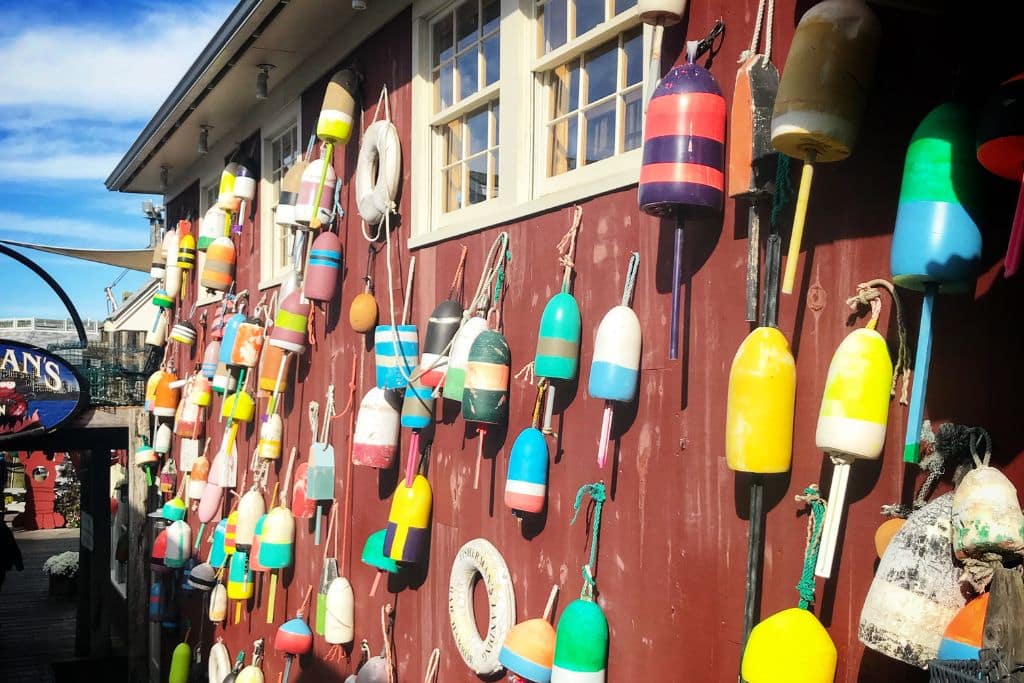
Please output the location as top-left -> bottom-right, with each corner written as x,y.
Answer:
782,150 -> 815,294
309,142 -> 335,231
267,572 -> 278,623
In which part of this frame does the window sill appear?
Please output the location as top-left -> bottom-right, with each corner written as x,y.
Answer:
408,154 -> 639,249
258,272 -> 288,291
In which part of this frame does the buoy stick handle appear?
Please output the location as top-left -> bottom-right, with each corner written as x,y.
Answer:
744,203 -> 761,322
267,572 -> 278,624
369,571 -> 383,597
309,142 -> 334,231
195,522 -> 206,550
1004,170 -> 1024,277
597,402 -> 613,468
670,219 -> 684,360
741,475 -> 765,655
903,284 -> 936,463
645,21 -> 665,114
542,382 -> 556,434
405,430 -> 420,489
234,601 -> 242,624
282,656 -> 293,683
266,352 -> 289,417
782,153 -> 816,294
474,428 -> 485,490
814,460 -> 850,579
315,504 -> 323,546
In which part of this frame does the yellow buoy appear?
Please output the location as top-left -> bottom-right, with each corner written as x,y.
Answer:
726,327 -> 796,473
741,607 -> 837,683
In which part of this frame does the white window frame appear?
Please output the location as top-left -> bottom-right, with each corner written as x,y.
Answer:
411,0 -> 646,249
259,102 -> 302,289
194,177 -> 224,307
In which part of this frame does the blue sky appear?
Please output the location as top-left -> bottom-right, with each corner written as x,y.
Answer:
0,0 -> 233,321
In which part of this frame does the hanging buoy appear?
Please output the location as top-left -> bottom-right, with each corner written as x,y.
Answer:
978,73 -> 1024,277
551,599 -> 608,683
162,497 -> 187,522
165,520 -> 192,569
227,550 -> 253,602
151,527 -> 169,571
448,538 -> 516,675
383,474 -> 432,564
349,291 -> 379,333
360,529 -> 401,597
500,605 -> 556,683
937,593 -> 989,661
232,159 -> 257,231
269,293 -> 310,354
295,158 -> 337,228
401,377 -> 434,431
188,561 -> 217,591
151,236 -> 166,279
355,115 -> 401,226
443,316 -> 488,402
505,427 -> 548,515
202,236 -> 236,292
209,583 -> 228,622
588,304 -> 641,468
304,68 -> 358,230
229,317 -> 264,370
353,388 -> 402,468
177,230 -> 197,272
199,206 -> 225,251
210,641 -> 231,683
859,493 -> 965,668
536,292 -> 582,383
276,616 -> 313,683
154,422 -> 173,454
164,229 -> 182,299
153,371 -> 181,418
741,607 -> 837,683
221,390 -> 255,422
170,320 -> 197,346
374,324 -> 418,390
892,103 -> 983,463
951,449 -> 1024,560
218,163 -> 241,212
235,489 -> 265,554
463,330 -> 511,423
772,0 -> 881,294
276,159 -> 308,228
257,413 -> 283,461
419,300 -> 463,388
258,344 -> 291,394
201,340 -> 220,380
188,453 -> 209,504
325,577 -> 355,645
304,231 -> 343,302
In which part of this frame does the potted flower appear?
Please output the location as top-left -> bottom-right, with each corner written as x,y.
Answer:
43,550 -> 79,597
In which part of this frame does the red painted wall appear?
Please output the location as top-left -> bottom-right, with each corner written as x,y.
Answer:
169,3 -> 1024,682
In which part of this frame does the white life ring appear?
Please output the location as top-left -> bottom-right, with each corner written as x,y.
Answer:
355,119 -> 401,225
448,538 -> 516,675
209,641 -> 231,683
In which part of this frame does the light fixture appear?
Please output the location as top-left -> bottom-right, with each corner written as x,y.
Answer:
198,125 -> 212,155
159,165 -> 169,191
352,0 -> 367,9
256,64 -> 276,100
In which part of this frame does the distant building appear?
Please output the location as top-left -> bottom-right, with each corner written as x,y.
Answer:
0,317 -> 100,348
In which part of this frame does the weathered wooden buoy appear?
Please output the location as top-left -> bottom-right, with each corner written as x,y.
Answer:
383,474 -> 432,564
741,607 -> 837,683
505,427 -> 548,515
814,325 -> 894,578
165,520 -> 192,569
726,327 -> 796,473
325,577 -> 355,645
270,293 -> 310,354
374,324 -> 418,390
443,316 -> 488,402
772,0 -> 880,294
952,456 -> 1024,560
401,376 -> 434,430
978,73 -> 1024,277
859,493 -> 965,668
891,103 -> 983,463
349,291 -> 378,333
202,236 -> 236,292
937,594 -> 989,661
353,388 -> 401,468
419,300 -> 463,387
229,316 -> 265,369
304,231 -> 343,303
551,599 -> 608,682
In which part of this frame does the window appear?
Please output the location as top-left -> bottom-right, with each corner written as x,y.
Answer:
194,179 -> 224,307
411,0 -> 645,247
260,105 -> 300,287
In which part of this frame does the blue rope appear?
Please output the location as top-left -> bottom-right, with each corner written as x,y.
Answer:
571,481 -> 607,600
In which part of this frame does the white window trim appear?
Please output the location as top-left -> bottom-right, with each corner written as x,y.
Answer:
258,101 -> 302,290
410,0 -> 647,250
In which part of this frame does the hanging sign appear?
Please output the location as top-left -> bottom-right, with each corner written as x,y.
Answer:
0,340 -> 86,442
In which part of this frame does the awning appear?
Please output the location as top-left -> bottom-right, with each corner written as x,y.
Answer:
0,239 -> 152,272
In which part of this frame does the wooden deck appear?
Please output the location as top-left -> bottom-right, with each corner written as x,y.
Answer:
0,528 -> 80,683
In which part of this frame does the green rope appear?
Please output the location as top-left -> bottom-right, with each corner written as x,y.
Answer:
795,484 -> 827,610
770,153 -> 795,230
570,481 -> 607,600
492,234 -> 511,310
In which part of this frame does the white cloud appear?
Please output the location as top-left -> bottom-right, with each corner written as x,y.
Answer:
0,210 -> 148,246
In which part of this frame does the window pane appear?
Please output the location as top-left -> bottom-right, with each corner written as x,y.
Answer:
541,0 -> 567,54
623,27 -> 643,86
467,108 -> 488,155
549,115 -> 578,175
490,150 -> 499,198
446,120 -> 464,165
585,41 -> 617,103
550,62 -> 580,119
491,103 -> 500,147
456,1 -> 479,52
576,0 -> 604,37
444,164 -> 463,212
623,87 -> 643,151
482,0 -> 500,34
467,154 -> 488,205
437,62 -> 454,110
615,0 -> 637,12
585,99 -> 616,164
483,33 -> 500,86
457,49 -> 479,100
434,16 -> 453,66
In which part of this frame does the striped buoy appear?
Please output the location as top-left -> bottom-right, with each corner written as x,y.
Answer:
462,330 -> 511,425
551,599 -> 608,682
151,527 -> 169,571
536,292 -> 581,381
224,510 -> 238,556
153,289 -> 174,310
258,344 -> 291,394
164,229 -> 182,298
353,388 -> 401,468
170,321 -> 197,345
419,300 -> 463,388
505,427 -> 548,515
937,594 -> 989,661
374,325 -> 418,390
201,341 -> 220,380
235,489 -> 266,553
443,316 -> 488,402
177,231 -> 197,271
303,231 -> 343,302
188,562 -> 217,591
258,506 -> 295,570
401,376 -> 434,430
151,237 -> 166,279
270,293 -> 310,354
162,497 -> 187,521
188,455 -> 209,503
227,550 -> 253,601
202,237 -> 236,292
153,370 -> 181,418
276,160 -> 308,228
295,159 -> 337,228
383,474 -> 432,564
258,413 -> 283,460
199,206 -> 225,251
192,375 -> 212,407
218,163 -> 241,212
318,69 -> 358,146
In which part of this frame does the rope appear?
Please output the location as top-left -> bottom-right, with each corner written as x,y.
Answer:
621,252 -> 641,306
739,0 -> 774,64
882,421 -> 978,517
320,385 -> 335,442
448,245 -> 469,301
361,84 -> 392,242
570,481 -> 607,600
531,379 -> 547,430
794,485 -> 827,610
382,604 -> 396,683
845,280 -> 910,404
467,233 -> 510,322
961,553 -> 1005,593
770,154 -> 794,229
514,361 -> 536,385
556,205 -> 583,292
423,648 -> 441,683
308,401 -> 320,446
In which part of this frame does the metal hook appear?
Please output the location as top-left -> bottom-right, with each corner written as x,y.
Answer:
692,19 -> 726,65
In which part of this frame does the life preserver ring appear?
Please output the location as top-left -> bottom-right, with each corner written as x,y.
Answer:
355,119 -> 401,225
448,538 -> 516,675
209,641 -> 231,683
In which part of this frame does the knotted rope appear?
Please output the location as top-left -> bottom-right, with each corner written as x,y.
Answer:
557,205 -> 583,292
622,252 -> 641,307
738,0 -> 774,65
570,481 -> 607,600
794,484 -> 827,610
845,279 -> 910,404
